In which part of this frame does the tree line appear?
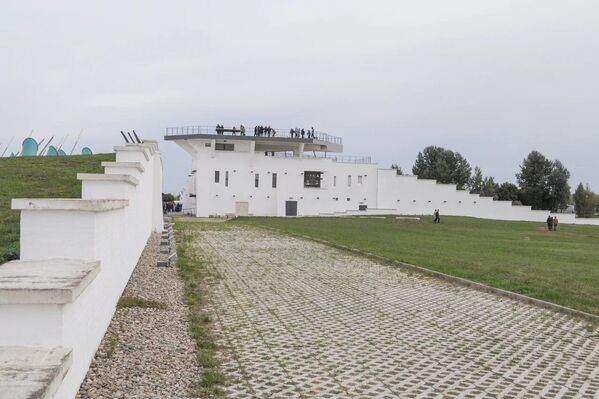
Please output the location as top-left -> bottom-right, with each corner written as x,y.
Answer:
397,145 -> 597,217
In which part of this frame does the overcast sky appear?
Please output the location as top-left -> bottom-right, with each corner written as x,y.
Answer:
1,1 -> 597,193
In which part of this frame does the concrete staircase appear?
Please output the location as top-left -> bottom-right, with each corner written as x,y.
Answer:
0,142 -> 163,398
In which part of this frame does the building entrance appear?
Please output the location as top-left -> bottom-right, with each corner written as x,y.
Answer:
235,202 -> 249,216
285,201 -> 297,216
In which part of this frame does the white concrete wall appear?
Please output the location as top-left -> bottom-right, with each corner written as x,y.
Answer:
4,142 -> 163,399
176,139 -> 578,223
574,218 -> 599,225
189,148 -> 377,217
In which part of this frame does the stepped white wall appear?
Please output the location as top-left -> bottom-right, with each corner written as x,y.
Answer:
4,142 -> 163,399
176,142 -> 586,224
376,169 -> 576,223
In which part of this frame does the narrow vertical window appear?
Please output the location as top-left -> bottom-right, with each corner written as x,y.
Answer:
214,171 -> 220,183
358,176 -> 363,184
347,175 -> 351,187
272,173 -> 277,188
255,173 -> 259,188
333,176 -> 337,187
225,171 -> 229,187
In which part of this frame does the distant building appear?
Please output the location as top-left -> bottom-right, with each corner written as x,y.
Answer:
165,125 -> 575,222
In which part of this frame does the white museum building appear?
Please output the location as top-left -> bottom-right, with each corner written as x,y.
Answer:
165,126 -> 592,224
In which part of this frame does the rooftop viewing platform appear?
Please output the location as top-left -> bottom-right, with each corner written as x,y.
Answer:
164,125 -> 343,153
273,152 -> 374,164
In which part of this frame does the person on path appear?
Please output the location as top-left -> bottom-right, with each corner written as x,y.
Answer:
434,209 -> 440,224
546,215 -> 553,231
240,125 -> 245,136
553,216 -> 559,231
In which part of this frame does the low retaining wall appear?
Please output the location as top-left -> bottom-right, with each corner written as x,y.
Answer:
1,141 -> 163,399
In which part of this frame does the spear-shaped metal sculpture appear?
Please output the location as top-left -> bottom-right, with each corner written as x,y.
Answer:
69,129 -> 84,155
132,130 -> 142,143
39,136 -> 54,156
57,134 -> 69,150
121,131 -> 130,143
2,136 -> 15,157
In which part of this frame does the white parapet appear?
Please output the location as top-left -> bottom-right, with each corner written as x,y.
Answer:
2,141 -> 163,399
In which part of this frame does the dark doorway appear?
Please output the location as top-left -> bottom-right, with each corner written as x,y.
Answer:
285,201 -> 298,216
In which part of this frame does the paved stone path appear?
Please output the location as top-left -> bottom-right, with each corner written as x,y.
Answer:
194,225 -> 599,398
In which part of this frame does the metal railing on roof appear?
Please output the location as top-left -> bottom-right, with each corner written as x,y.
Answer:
165,125 -> 342,145
272,152 -> 373,164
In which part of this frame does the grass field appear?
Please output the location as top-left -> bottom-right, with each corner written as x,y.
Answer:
234,216 -> 599,315
0,154 -> 115,264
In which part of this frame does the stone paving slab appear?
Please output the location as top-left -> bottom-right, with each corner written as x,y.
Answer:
192,224 -> 599,398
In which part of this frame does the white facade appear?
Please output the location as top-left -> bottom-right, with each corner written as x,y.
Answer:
167,130 -> 595,225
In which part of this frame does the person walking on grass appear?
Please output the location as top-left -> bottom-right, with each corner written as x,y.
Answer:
547,214 -> 553,231
553,216 -> 559,231
434,209 -> 440,224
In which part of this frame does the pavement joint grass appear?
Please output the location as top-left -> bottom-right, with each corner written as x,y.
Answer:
182,221 -> 598,397
234,216 -> 599,316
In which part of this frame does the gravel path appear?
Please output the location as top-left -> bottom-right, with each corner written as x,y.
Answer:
192,224 -> 599,398
77,233 -> 200,399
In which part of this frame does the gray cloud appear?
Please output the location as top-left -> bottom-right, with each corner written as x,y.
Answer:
1,0 -> 597,193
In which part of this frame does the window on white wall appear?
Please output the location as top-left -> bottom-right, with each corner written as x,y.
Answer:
255,173 -> 259,188
225,171 -> 229,187
215,171 -> 220,183
358,176 -> 363,184
215,143 -> 234,151
272,173 -> 277,188
333,176 -> 337,187
348,175 -> 352,187
304,171 -> 322,188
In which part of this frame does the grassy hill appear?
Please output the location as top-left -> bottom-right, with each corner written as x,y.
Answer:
235,216 -> 599,315
0,154 -> 115,264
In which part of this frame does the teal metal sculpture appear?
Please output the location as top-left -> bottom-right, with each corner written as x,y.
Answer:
81,147 -> 93,155
46,146 -> 59,156
21,138 -> 38,156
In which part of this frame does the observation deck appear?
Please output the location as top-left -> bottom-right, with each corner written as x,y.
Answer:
164,125 -> 343,153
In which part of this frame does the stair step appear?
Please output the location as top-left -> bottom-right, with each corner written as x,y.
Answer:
113,145 -> 150,161
0,259 -> 100,304
12,198 -> 129,212
0,346 -> 72,399
77,173 -> 139,186
101,161 -> 145,172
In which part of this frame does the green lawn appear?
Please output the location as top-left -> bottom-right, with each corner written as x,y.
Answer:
0,154 -> 115,264
234,216 -> 599,315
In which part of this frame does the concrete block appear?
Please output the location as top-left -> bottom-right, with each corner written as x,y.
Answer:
0,259 -> 100,304
0,347 -> 72,399
77,173 -> 139,186
11,199 -> 129,212
101,161 -> 145,173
